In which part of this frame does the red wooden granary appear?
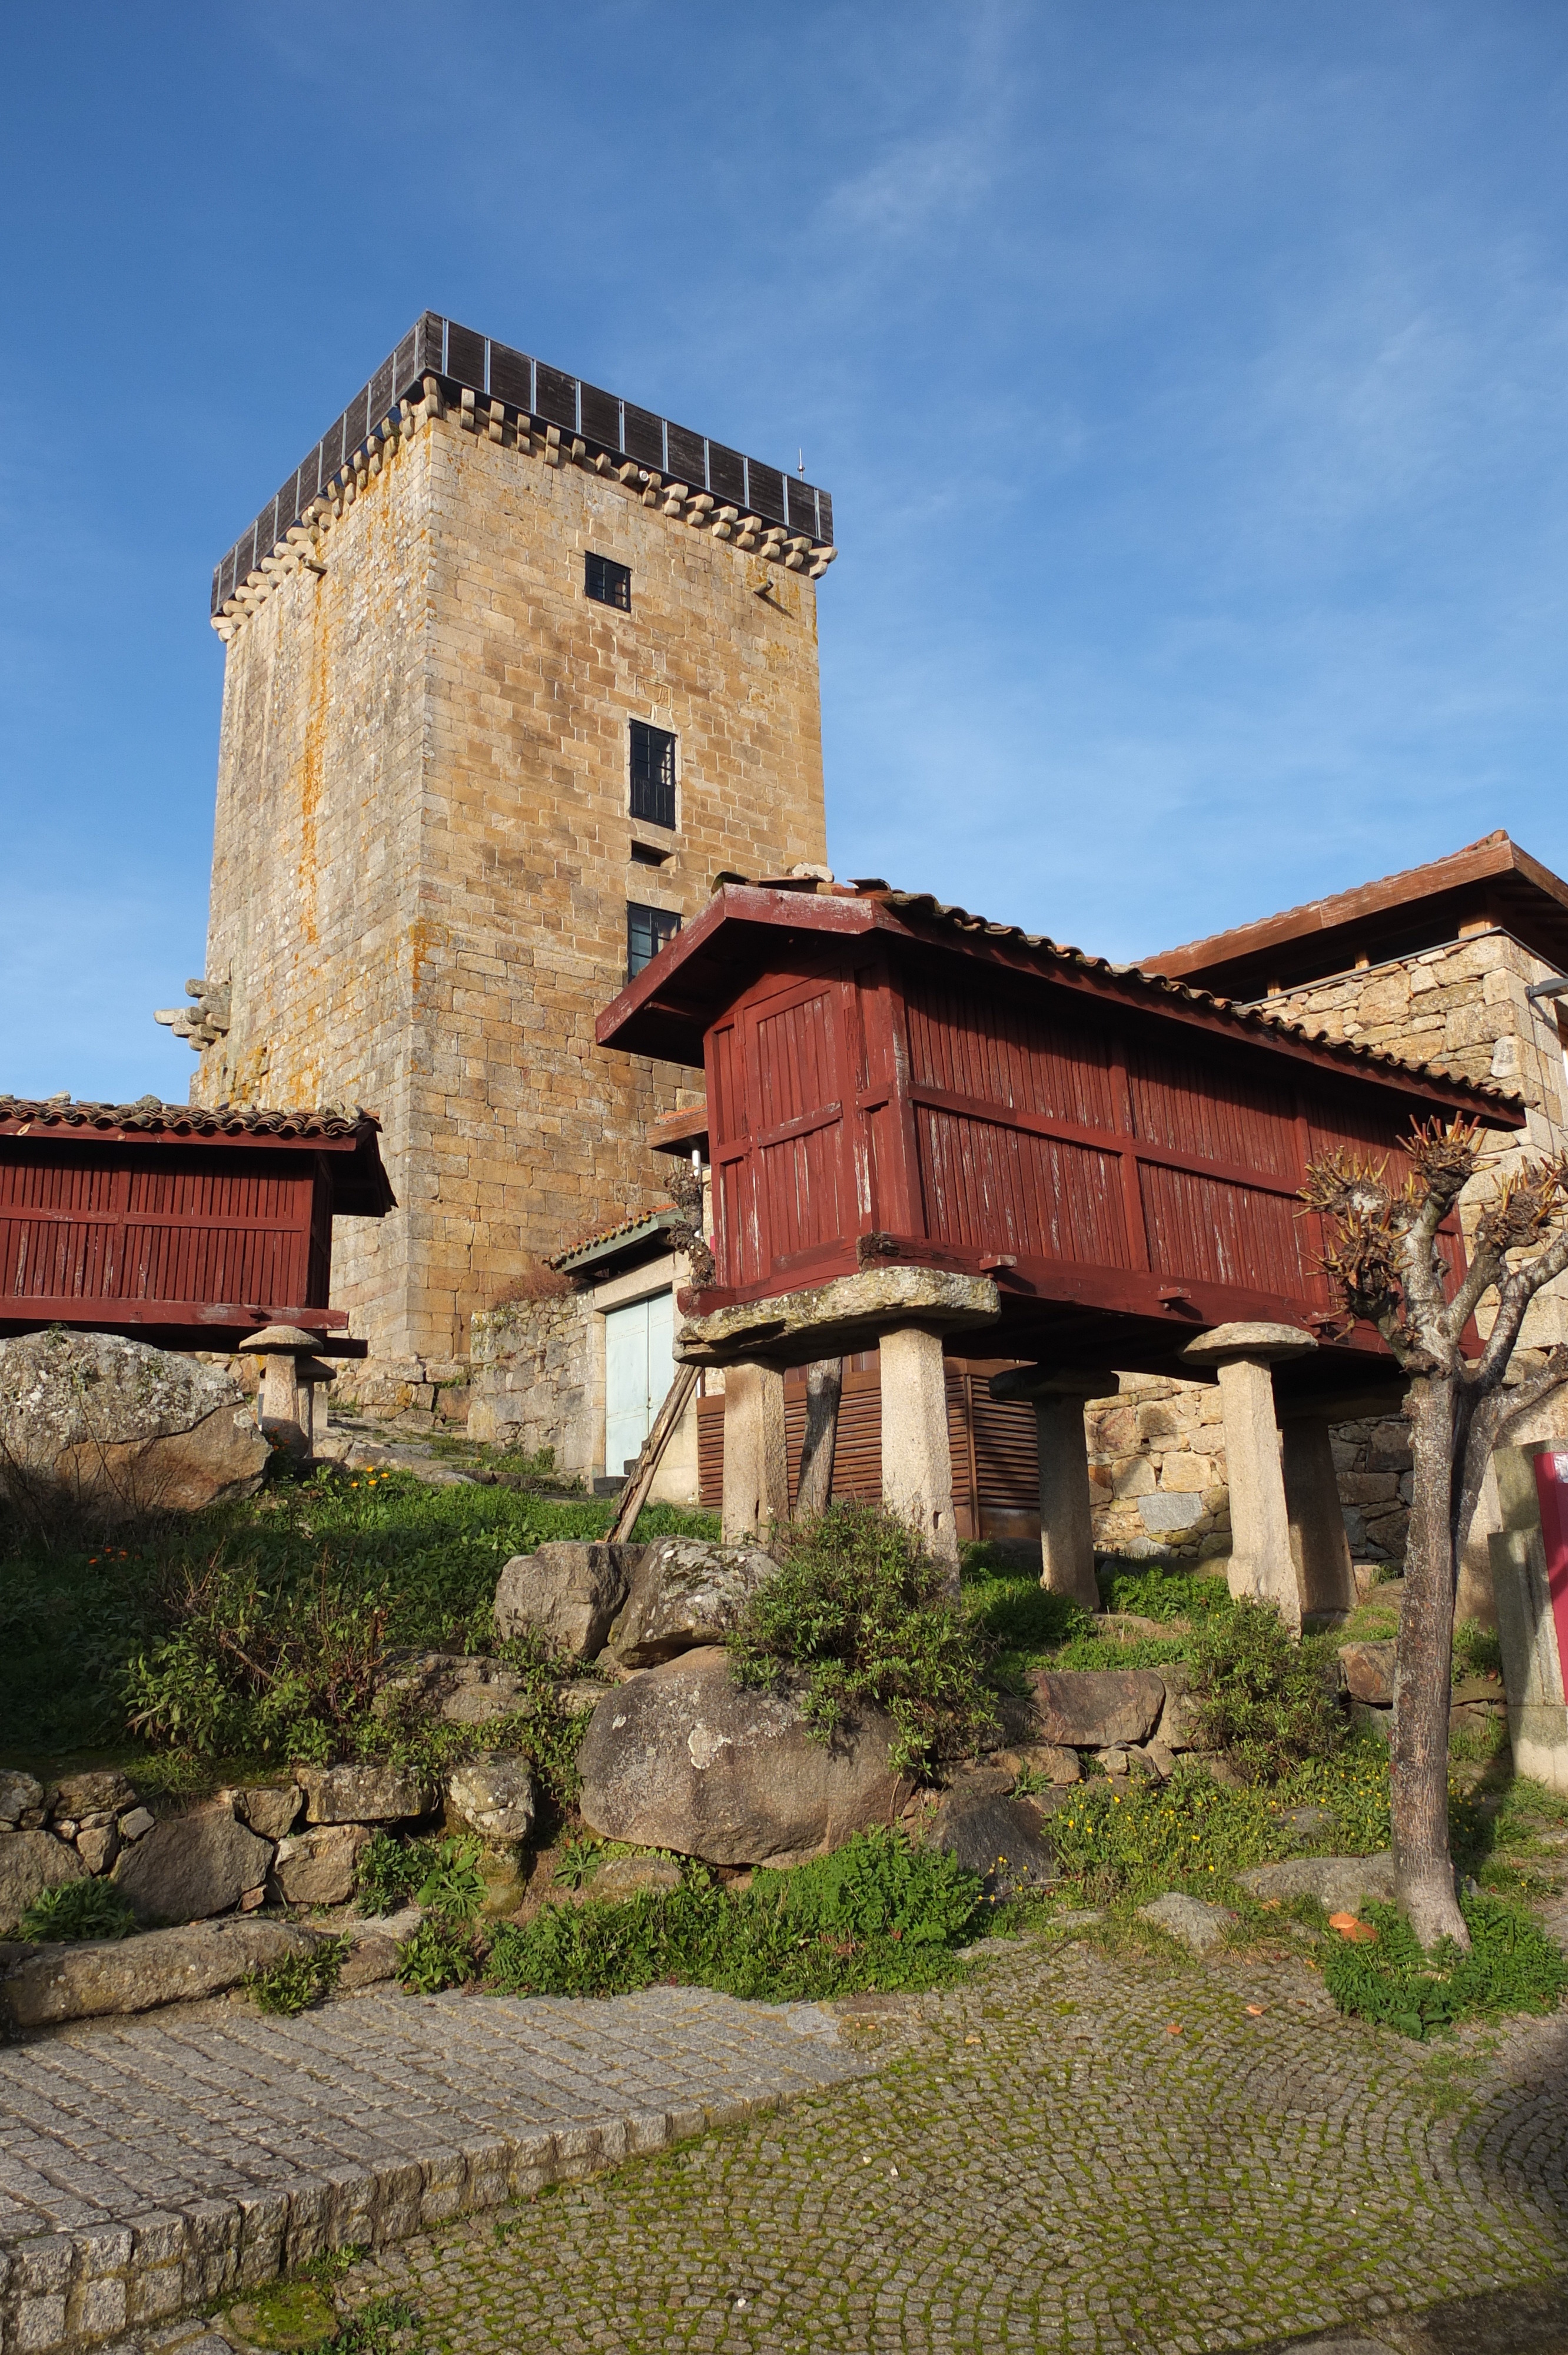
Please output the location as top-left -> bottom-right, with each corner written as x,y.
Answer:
0,1097 -> 394,1355
599,879 -> 1520,1417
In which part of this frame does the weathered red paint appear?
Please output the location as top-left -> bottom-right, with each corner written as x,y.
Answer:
0,1113 -> 392,1354
599,886 -> 1518,1401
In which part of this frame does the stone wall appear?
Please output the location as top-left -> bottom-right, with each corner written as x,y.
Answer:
196,393 -> 828,1404
1084,1377 -> 1231,1562
468,1292 -> 597,1481
1265,926 -> 1568,1349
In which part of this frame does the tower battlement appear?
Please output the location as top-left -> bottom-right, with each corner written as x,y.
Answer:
211,311 -> 835,629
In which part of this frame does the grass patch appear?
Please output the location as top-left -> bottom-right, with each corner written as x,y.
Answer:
486,1827 -> 986,2002
1322,1893 -> 1568,2039
1048,1769 -> 1283,1907
1453,1620 -> 1503,1684
18,1877 -> 138,1942
0,1467 -> 713,1775
1095,1560 -> 1231,1622
731,1503 -> 996,1772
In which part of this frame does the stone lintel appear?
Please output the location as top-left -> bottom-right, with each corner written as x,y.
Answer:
1275,1382 -> 1407,1425
989,1365 -> 1120,1403
1180,1321 -> 1317,1371
677,1268 -> 999,1370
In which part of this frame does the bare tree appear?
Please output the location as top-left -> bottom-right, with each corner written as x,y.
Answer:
1301,1119 -> 1568,1945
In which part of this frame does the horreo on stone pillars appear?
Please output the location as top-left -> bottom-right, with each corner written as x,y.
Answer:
989,1366 -> 1117,1613
1180,1322 -> 1318,1635
676,1265 -> 1001,1585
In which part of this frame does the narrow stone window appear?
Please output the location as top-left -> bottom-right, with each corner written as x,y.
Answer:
585,552 -> 632,610
629,721 -> 677,830
627,901 -> 681,981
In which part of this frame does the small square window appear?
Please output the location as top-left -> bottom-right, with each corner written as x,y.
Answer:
627,901 -> 681,981
629,721 -> 677,830
586,552 -> 632,610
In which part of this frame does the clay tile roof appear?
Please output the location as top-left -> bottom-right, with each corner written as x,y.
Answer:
853,883 -> 1520,1109
0,1096 -> 380,1140
551,1205 -> 679,1273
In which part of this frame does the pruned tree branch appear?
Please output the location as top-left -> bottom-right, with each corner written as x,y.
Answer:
1477,1219 -> 1568,1385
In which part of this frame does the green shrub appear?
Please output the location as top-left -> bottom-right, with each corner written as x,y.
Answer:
356,1830 -> 437,1914
18,1878 -> 138,1942
729,1502 -> 996,1771
1097,1561 -> 1231,1622
247,1936 -> 350,2016
1185,1598 -> 1340,1781
487,1828 -> 987,2002
357,1832 -> 486,1920
396,1914 -> 487,1994
1322,1893 -> 1568,2039
414,1836 -> 486,1921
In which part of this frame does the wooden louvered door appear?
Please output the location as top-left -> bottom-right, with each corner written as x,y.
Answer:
697,1355 -> 1042,1540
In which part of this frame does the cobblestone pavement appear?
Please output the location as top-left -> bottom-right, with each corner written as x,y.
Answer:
0,1985 -> 872,2354
313,1935 -> 1568,2355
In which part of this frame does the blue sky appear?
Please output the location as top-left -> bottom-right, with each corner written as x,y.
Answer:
3,2 -> 1566,1104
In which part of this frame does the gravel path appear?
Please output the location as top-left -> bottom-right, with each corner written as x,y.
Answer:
312,1932 -> 1568,2355
0,1982 -> 872,2355
7,1925 -> 1568,2354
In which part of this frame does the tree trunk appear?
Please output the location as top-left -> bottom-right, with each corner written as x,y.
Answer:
1390,1372 -> 1469,1948
795,1357 -> 843,1520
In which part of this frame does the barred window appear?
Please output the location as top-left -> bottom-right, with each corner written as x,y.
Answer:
627,901 -> 681,981
629,721 -> 677,830
586,552 -> 632,611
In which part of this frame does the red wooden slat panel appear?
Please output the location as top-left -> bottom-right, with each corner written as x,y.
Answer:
1140,1161 -> 1311,1296
904,970 -> 1115,1130
1126,1039 -> 1299,1180
971,1390 -> 1041,1514
0,1159 -> 122,1213
0,1144 -> 322,1312
754,989 -> 836,1132
915,1106 -> 1131,1267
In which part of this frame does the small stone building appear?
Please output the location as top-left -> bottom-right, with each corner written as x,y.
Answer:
1126,828 -> 1568,1603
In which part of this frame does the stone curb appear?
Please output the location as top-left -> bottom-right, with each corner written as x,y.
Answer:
3,2087 -> 789,2355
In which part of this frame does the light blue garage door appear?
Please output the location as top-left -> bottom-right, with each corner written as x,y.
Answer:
604,1289 -> 675,1477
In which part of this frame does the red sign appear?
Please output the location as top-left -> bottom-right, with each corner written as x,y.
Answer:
1534,1448 -> 1568,1679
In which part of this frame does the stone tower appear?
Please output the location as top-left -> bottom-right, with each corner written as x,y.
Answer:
182,313 -> 833,1402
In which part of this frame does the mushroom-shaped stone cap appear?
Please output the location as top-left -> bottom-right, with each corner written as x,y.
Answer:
294,1356 -> 338,1386
1180,1321 -> 1317,1369
237,1324 -> 322,1354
